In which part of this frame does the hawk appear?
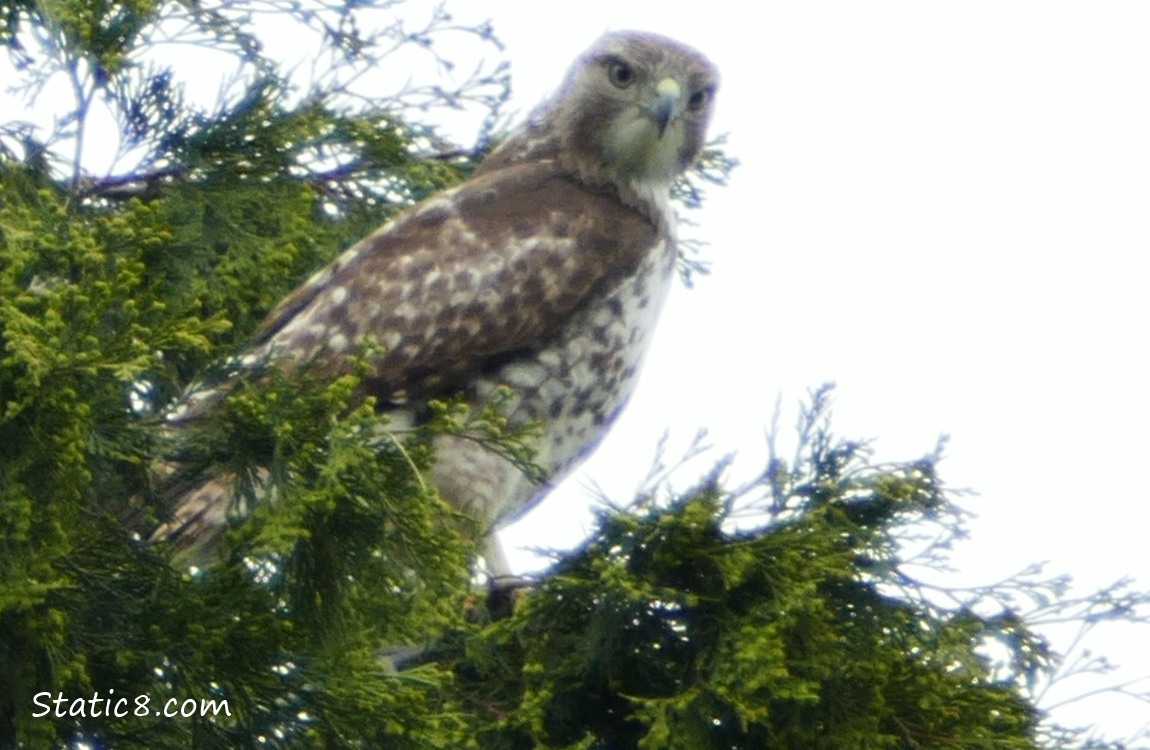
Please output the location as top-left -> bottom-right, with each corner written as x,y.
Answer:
152,30 -> 719,568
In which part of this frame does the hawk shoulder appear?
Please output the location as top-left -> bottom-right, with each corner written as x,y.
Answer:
252,161 -> 665,401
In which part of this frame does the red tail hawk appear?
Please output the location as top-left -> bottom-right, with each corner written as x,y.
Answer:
153,31 -> 719,567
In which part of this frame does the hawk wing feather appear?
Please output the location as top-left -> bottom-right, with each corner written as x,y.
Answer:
252,161 -> 660,401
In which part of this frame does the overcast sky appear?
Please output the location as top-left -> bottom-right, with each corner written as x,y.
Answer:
5,0 -> 1148,742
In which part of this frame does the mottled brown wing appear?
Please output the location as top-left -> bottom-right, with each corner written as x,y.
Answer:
250,160 -> 661,399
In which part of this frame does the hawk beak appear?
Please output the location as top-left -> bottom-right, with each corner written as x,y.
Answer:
654,78 -> 681,138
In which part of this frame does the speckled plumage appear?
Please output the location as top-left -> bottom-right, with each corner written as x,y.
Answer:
153,31 -> 718,564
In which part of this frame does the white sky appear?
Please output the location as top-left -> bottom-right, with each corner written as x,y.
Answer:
4,0 -> 1148,742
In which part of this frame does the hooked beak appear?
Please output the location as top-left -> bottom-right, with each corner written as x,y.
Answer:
654,77 -> 681,138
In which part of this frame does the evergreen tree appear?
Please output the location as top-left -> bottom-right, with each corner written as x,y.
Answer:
1,2 -> 1146,748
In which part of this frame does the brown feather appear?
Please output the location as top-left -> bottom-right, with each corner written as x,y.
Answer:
252,162 -> 660,401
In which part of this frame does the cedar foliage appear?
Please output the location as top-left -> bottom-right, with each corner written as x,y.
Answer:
1,2 -> 1146,748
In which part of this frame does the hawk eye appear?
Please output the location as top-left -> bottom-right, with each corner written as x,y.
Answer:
606,59 -> 635,88
688,87 -> 712,111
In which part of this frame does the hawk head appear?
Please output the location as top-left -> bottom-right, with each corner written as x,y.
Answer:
481,31 -> 719,192
552,31 -> 719,187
